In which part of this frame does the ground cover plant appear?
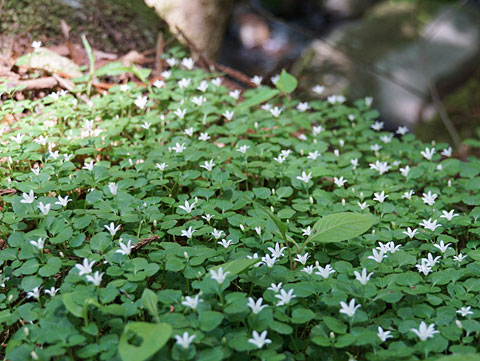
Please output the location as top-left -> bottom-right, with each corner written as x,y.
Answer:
1,50 -> 480,361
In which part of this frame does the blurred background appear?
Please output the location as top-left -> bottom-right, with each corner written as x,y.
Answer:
1,0 -> 479,145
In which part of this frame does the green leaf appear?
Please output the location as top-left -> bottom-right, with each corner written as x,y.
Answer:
275,69 -> 298,94
199,311 -> 224,332
118,322 -> 171,361
256,204 -> 288,238
211,258 -> 258,276
238,88 -> 279,110
62,293 -> 83,318
323,316 -> 347,334
307,212 -> 375,244
142,289 -> 159,320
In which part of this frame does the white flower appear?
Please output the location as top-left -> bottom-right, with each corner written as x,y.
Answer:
274,155 -> 286,164
31,168 -> 40,176
410,322 -> 439,341
327,95 -> 346,104
302,265 -> 315,275
119,84 -> 130,92
209,267 -> 230,284
20,190 -> 36,204
422,253 -> 441,267
270,107 -> 282,118
402,190 -> 415,199
202,214 -> 214,222
135,95 -> 148,109
268,283 -> 282,293
275,289 -> 296,306
237,145 -> 250,154
354,268 -> 373,285
268,243 -> 286,258
34,135 -> 48,145
116,239 -> 133,256
55,195 -> 71,207
248,330 -> 272,349
419,218 -> 442,231
377,327 -> 393,343
64,153 -> 74,162
11,133 -> 25,144
153,80 -> 165,88
457,306 -> 473,317
198,132 -> 210,141
339,299 -> 361,317
297,102 -> 310,112
27,287 -> 41,299
371,121 -> 384,131
307,151 -> 320,160
386,242 -> 402,254
368,249 -> 386,263
38,202 -> 51,215
86,271 -> 104,286
200,159 -> 215,171
380,134 -> 393,143
370,144 -> 382,152
416,259 -> 432,275
358,202 -> 368,210
191,96 -> 206,106
75,258 -> 95,276
333,176 -> 347,187
441,147 -> 452,157
251,75 -> 263,86
440,210 -> 458,221
433,240 -> 451,253
181,57 -> 194,70
399,165 -> 410,177
294,253 -> 310,265
351,158 -> 359,169
297,171 -> 312,184
30,238 -> 45,250
316,264 -> 336,279
302,226 -> 312,236
396,126 -> 409,135
141,121 -> 152,130
172,143 -> 187,153
174,108 -> 187,119
421,147 -> 436,160
196,80 -> 208,92
179,200 -> 196,214
248,297 -> 268,314
155,162 -> 167,171
105,222 -> 121,236
255,226 -> 262,236
247,253 -> 263,267
178,78 -> 191,88
261,254 -> 277,268
312,125 -> 324,136
175,332 -> 196,349
403,227 -> 418,239
373,191 -> 388,203
229,89 -> 241,99
166,57 -> 177,67
211,228 -> 224,240
181,226 -> 196,239
453,253 -> 466,263
211,77 -> 222,87
31,40 -> 42,50
83,160 -> 95,171
312,85 -> 325,95
49,151 -> 60,160
369,161 -> 390,175
223,110 -> 234,121
182,294 -> 202,310
422,191 -> 438,206
160,70 -> 171,79
365,96 -> 373,107
218,239 -> 234,248
108,182 -> 118,196
44,287 -> 59,297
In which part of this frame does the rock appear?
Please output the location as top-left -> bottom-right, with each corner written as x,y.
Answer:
321,0 -> 379,19
16,48 -> 83,78
295,2 -> 480,127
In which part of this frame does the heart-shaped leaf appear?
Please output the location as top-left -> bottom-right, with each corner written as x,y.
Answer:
119,322 -> 171,361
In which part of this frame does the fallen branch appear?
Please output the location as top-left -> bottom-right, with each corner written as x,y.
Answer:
6,77 -> 58,91
132,235 -> 161,251
0,189 -> 17,196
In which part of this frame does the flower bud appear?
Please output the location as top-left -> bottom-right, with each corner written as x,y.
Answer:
184,251 -> 189,260
24,327 -> 29,336
254,122 -> 258,129
342,198 -> 346,206
153,220 -> 157,227
313,139 -> 317,145
286,219 -> 289,224
456,320 -> 463,329
339,139 -> 344,147
448,179 -> 452,187
30,351 -> 39,360
309,196 -> 314,204
270,206 -> 274,213
8,295 -> 13,302
329,331 -> 335,339
271,188 -> 275,195
300,149 -> 304,156
59,252 -> 64,257
334,149 -> 339,157
240,224 -> 245,232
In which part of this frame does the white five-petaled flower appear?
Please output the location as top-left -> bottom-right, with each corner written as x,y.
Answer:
178,78 -> 191,88
403,227 -> 418,239
270,74 -> 280,84
358,202 -> 368,210
373,191 -> 388,203
135,95 -> 148,109
199,132 -> 210,141
297,102 -> 310,112
191,96 -> 206,106
339,299 -> 361,317
457,306 -> 473,317
172,143 -> 187,153
380,134 -> 393,144
202,214 -> 214,222
294,253 -> 310,265
297,171 -> 312,184
75,258 -> 95,276
211,228 -> 224,240
255,226 -> 262,236
370,144 -> 382,152
156,162 -> 167,171
421,147 -> 436,160
307,151 -> 320,160
351,158 -> 359,169
302,226 -> 312,236
211,77 -> 222,87
302,265 -> 315,275
31,168 -> 40,176
229,89 -> 241,99
416,259 -> 432,275
441,147 -> 452,157
399,165 -> 410,177
365,96 -> 373,107
440,210 -> 458,221
181,226 -> 196,239
251,75 -> 263,86
44,287 -> 59,297
421,191 -> 438,206
182,294 -> 203,310
200,159 -> 215,171
175,332 -> 196,349
181,57 -> 194,70
197,80 -> 208,92
402,190 -> 415,199
268,283 -> 282,293
38,202 -> 51,215
410,322 -> 439,341
27,287 -> 41,299
327,95 -> 346,104
153,80 -> 165,88
108,182 -> 118,196
161,70 -> 171,79
261,254 -> 277,268
333,176 -> 347,187
141,122 -> 152,130
86,271 -> 104,286
178,200 -> 196,214
209,267 -> 230,284
315,264 -> 336,279
422,253 -> 441,267
237,145 -> 250,154
174,108 -> 187,119
312,85 -> 325,95
270,107 -> 282,118
368,249 -> 386,263
268,243 -> 287,258
371,121 -> 384,131
11,133 -> 25,144
312,125 -> 324,136
248,330 -> 271,349
31,40 -> 42,50
275,288 -> 296,306
354,268 -> 373,285
105,222 -> 121,236
223,110 -> 235,121
419,218 -> 442,231
369,161 -> 391,175
377,327 -> 393,343
20,190 -> 36,204
218,239 -> 234,248
30,238 -> 45,250
166,57 -> 177,67
116,239 -> 133,256
55,195 -> 71,207
247,297 -> 268,314
396,126 -> 409,135
453,253 -> 466,263
83,160 -> 95,171
184,127 -> 194,137
433,240 -> 451,253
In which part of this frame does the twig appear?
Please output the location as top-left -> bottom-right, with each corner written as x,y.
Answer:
6,77 -> 58,91
0,189 -> 17,196
132,235 -> 161,251
52,73 -> 90,103
154,32 -> 164,75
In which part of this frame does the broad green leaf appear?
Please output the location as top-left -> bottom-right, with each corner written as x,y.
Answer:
211,258 -> 258,276
256,203 -> 288,238
142,289 -> 159,320
119,322 -> 171,361
275,69 -> 298,94
199,311 -> 224,332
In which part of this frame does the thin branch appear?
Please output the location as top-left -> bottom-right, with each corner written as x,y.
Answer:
132,235 -> 161,251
